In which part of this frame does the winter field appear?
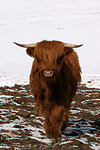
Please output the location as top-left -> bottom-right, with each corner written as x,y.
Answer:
0,0 -> 100,149
0,73 -> 100,150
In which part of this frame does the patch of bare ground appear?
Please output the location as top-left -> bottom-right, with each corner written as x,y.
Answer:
0,84 -> 100,149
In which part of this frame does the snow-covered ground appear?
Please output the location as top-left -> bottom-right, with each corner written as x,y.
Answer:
0,72 -> 100,89
0,72 -> 100,150
0,0 -> 100,74
82,74 -> 100,89
0,72 -> 29,87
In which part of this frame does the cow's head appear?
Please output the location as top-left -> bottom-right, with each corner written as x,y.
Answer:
14,40 -> 83,79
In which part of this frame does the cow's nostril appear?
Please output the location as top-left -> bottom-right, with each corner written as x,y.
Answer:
43,70 -> 54,77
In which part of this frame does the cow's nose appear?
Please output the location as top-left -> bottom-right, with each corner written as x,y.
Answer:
43,70 -> 54,77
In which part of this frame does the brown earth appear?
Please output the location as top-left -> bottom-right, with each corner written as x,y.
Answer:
0,84 -> 100,150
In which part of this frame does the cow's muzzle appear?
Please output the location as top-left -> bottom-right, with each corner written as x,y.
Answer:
43,70 -> 54,77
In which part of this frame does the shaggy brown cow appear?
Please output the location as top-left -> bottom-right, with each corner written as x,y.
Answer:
14,40 -> 82,138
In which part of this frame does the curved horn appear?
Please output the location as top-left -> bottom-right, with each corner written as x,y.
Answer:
13,42 -> 36,48
64,43 -> 83,48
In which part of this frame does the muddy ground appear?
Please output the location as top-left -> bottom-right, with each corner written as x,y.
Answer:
0,84 -> 100,150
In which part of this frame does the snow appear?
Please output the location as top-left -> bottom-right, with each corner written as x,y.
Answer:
90,142 -> 100,150
0,72 -> 99,89
0,0 -> 100,74
82,74 -> 100,89
0,72 -> 29,87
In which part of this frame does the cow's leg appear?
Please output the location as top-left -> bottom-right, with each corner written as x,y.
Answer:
44,117 -> 62,138
44,105 -> 68,138
44,120 -> 61,138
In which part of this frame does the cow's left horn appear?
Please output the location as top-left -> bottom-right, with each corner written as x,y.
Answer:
13,42 -> 36,48
64,43 -> 83,48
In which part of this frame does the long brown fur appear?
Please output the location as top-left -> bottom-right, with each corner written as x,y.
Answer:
27,40 -> 81,138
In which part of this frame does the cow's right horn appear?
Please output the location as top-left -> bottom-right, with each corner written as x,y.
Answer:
14,42 -> 36,48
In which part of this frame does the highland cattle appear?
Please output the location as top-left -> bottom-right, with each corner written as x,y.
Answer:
14,40 -> 83,138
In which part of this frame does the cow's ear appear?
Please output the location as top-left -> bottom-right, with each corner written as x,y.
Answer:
26,47 -> 35,57
64,47 -> 73,56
